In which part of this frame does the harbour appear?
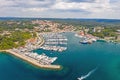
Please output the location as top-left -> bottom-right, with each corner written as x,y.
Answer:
0,32 -> 120,80
40,33 -> 68,52
3,50 -> 61,69
0,0 -> 120,79
0,32 -> 65,70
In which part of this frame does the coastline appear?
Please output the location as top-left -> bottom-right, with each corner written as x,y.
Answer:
0,50 -> 61,70
0,32 -> 63,70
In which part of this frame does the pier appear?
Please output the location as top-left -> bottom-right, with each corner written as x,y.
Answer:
0,32 -> 69,70
41,33 -> 68,52
1,50 -> 61,70
0,33 -> 61,70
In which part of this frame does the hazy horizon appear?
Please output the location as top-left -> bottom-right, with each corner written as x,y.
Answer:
0,17 -> 120,20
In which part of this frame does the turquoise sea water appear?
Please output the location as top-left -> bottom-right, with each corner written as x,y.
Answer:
0,32 -> 120,80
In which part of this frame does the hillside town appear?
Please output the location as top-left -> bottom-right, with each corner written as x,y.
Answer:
32,20 -> 75,32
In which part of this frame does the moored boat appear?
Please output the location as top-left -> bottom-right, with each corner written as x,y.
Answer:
79,40 -> 88,44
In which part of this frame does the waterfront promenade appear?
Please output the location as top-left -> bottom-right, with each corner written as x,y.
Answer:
0,50 -> 61,70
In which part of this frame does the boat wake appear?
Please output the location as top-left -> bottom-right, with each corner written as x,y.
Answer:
77,67 -> 97,80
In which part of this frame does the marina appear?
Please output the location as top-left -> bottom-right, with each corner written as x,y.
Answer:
0,32 -> 69,70
0,32 -> 120,80
0,32 -> 61,70
12,48 -> 58,65
4,50 -> 60,69
0,3 -> 120,80
41,33 -> 68,52
40,45 -> 67,52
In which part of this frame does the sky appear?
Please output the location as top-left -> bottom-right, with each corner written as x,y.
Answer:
0,0 -> 120,19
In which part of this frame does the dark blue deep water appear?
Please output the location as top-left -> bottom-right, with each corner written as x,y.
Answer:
0,32 -> 120,80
